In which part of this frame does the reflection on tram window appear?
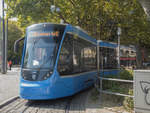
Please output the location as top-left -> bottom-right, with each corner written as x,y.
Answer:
99,47 -> 117,69
58,33 -> 96,76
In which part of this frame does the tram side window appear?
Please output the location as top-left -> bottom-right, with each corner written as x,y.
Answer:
107,48 -> 117,69
58,33 -> 96,76
99,47 -> 103,69
100,47 -> 107,69
57,34 -> 73,75
72,38 -> 82,73
100,47 -> 117,69
81,45 -> 96,71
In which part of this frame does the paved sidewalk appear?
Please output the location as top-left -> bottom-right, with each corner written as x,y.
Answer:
0,68 -> 20,104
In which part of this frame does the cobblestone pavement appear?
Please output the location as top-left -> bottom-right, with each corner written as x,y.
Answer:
0,67 -> 20,104
0,88 -> 119,113
0,90 -> 87,113
0,97 -> 73,113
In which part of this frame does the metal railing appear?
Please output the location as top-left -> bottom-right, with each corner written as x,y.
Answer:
95,76 -> 134,98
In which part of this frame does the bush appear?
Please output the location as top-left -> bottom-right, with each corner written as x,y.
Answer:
102,69 -> 134,111
123,89 -> 134,111
118,69 -> 133,80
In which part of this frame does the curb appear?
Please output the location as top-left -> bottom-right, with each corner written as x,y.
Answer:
0,96 -> 20,109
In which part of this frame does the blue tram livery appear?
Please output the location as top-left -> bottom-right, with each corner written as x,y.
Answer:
15,23 -> 119,100
98,41 -> 119,76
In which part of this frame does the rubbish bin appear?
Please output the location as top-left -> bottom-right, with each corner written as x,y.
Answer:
134,70 -> 150,113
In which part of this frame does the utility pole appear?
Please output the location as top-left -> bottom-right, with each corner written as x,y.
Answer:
5,0 -> 8,73
2,0 -> 6,74
117,27 -> 121,69
0,1 -> 2,72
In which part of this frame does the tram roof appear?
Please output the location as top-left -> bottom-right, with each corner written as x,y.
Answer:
26,23 -> 97,45
66,25 -> 97,45
26,23 -> 66,30
98,40 -> 118,48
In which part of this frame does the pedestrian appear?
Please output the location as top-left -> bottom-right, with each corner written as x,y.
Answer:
8,60 -> 12,70
7,61 -> 10,70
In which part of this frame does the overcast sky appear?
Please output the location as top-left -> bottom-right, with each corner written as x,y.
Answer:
0,1 -> 17,21
0,0 -> 2,17
0,0 -> 7,17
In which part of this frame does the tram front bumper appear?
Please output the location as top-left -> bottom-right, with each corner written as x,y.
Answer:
20,82 -> 53,100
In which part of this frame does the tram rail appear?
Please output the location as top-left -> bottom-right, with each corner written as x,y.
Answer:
0,88 -> 90,113
0,97 -> 73,113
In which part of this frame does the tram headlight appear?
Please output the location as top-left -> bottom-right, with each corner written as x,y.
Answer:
22,72 -> 26,79
49,71 -> 53,75
43,71 -> 53,80
32,74 -> 37,80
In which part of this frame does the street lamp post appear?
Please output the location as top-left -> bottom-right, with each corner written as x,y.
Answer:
117,27 -> 121,69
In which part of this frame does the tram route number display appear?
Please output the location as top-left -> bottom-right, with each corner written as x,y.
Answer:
29,31 -> 60,37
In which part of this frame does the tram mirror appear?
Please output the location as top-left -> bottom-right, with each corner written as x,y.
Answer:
14,37 -> 25,53
14,44 -> 19,53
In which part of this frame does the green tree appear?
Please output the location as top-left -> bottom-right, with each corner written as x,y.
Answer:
6,0 -> 150,67
5,0 -> 150,46
7,21 -> 23,64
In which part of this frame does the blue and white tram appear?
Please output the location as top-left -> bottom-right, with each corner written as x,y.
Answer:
98,41 -> 119,76
19,23 -> 98,100
15,23 -> 119,100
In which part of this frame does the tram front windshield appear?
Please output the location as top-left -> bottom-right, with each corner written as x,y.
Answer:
23,29 -> 64,70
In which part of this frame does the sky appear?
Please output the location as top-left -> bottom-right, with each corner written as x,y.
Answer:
0,0 -> 6,18
0,0 -> 17,21
0,0 -> 2,17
